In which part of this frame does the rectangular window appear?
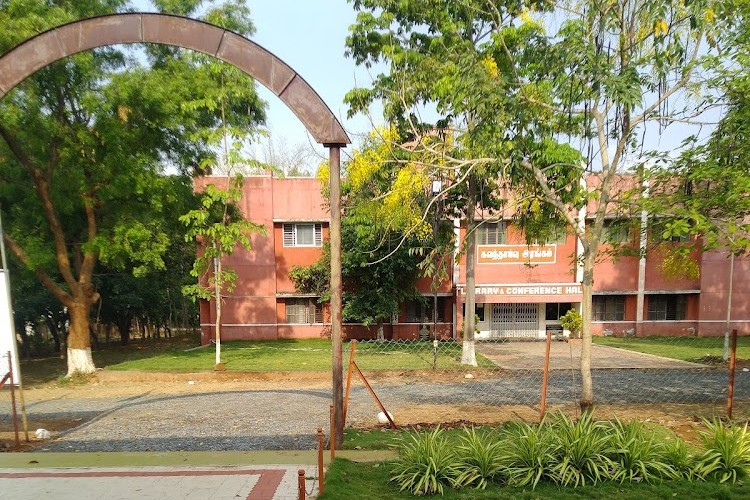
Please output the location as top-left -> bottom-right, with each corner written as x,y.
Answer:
461,303 -> 485,323
650,220 -> 690,243
648,295 -> 687,321
593,296 -> 626,321
545,302 -> 572,321
478,222 -> 507,245
407,297 -> 447,323
602,220 -> 630,244
283,223 -> 323,247
285,298 -> 324,324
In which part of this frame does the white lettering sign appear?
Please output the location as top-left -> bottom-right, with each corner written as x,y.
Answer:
459,284 -> 583,297
0,271 -> 20,384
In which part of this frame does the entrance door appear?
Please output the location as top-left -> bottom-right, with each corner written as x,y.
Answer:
490,303 -> 539,339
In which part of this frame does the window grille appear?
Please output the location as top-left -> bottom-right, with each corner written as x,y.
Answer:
282,223 -> 323,247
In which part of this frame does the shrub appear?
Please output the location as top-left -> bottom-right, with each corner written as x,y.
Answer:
661,436 -> 699,481
696,418 -> 750,484
390,427 -> 460,495
549,411 -> 614,487
608,418 -> 676,483
453,427 -> 505,489
500,420 -> 558,489
560,309 -> 582,339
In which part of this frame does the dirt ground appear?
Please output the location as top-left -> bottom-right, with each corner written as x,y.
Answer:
3,369 -> 746,452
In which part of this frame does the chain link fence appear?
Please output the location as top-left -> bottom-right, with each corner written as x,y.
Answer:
345,334 -> 750,425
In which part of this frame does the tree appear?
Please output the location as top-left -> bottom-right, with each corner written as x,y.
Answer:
346,1 -> 535,365
347,0 -> 725,406
181,175 -> 266,369
0,0 -> 266,375
292,130 -> 427,339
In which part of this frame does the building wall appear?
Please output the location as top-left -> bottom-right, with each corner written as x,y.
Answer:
194,175 -> 750,342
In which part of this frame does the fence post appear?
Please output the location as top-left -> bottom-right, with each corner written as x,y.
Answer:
727,329 -> 738,419
540,331 -> 552,422
297,469 -> 306,500
343,340 -> 357,424
317,428 -> 325,494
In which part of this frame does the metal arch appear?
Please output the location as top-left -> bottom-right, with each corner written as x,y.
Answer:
0,13 -> 350,146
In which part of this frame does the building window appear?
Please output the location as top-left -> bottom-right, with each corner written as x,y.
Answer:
545,302 -> 572,321
478,222 -> 507,245
285,298 -> 324,323
593,296 -> 625,321
602,220 -> 630,244
460,303 -> 485,323
650,220 -> 690,243
648,295 -> 687,321
283,223 -> 323,247
407,297 -> 447,323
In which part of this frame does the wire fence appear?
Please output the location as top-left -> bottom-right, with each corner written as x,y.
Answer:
346,334 -> 750,424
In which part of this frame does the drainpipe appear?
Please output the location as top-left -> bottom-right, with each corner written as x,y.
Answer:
635,179 -> 649,336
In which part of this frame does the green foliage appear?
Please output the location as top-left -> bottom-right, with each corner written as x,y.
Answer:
500,421 -> 557,488
453,427 -> 506,489
390,427 -> 461,495
608,418 -> 676,484
696,418 -> 750,484
560,310 -> 583,339
180,175 -> 266,300
549,412 -> 613,487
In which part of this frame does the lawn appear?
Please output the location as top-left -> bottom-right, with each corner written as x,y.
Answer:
319,458 -> 750,499
593,335 -> 750,364
103,338 -> 495,372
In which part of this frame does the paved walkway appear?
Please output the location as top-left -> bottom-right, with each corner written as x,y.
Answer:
0,450 -> 394,499
477,341 -> 706,370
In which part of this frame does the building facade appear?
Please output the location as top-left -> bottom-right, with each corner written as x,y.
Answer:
197,175 -> 749,344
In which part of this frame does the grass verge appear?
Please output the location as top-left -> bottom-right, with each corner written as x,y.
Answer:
593,335 -> 750,364
318,458 -> 750,499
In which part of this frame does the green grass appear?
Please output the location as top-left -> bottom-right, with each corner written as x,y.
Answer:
319,458 -> 750,499
343,426 -> 498,451
593,335 -> 750,364
104,339 -> 494,372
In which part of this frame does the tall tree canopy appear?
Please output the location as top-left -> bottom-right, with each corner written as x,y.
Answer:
0,0 -> 266,374
346,0 -> 727,406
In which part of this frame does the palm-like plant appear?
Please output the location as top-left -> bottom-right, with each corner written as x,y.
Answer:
608,418 -> 676,483
453,427 -> 506,489
696,418 -> 750,484
549,412 -> 614,487
500,421 -> 558,489
390,427 -> 461,495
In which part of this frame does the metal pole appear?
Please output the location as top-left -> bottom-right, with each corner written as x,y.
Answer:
724,253 -> 735,362
727,329 -> 738,419
329,404 -> 336,460
328,146 -> 344,448
317,428 -> 325,494
540,331 -> 552,422
343,340 -> 356,424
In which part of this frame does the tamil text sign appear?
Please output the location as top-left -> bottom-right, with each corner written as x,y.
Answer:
478,244 -> 556,264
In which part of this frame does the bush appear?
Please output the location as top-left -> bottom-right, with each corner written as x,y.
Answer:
453,427 -> 506,489
549,411 -> 613,486
560,309 -> 582,339
500,421 -> 558,488
696,418 -> 750,484
390,427 -> 460,495
607,418 -> 676,484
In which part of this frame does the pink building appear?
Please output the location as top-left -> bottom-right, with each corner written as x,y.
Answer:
196,175 -> 749,343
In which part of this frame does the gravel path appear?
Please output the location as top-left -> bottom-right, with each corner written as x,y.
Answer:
2,368 -> 749,452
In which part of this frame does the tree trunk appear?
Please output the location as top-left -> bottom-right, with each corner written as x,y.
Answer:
117,314 -> 132,345
461,214 -> 478,367
66,300 -> 96,375
45,314 -> 61,353
214,255 -> 222,368
376,319 -> 384,341
579,251 -> 596,411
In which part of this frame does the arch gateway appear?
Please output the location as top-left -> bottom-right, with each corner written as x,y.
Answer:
0,13 -> 349,443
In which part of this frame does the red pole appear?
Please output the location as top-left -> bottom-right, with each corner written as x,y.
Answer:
7,351 -> 19,448
727,329 -> 738,419
317,428 -> 325,494
540,331 -> 552,422
297,469 -> 306,500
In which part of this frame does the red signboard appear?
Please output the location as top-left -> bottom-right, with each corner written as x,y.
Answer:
478,244 -> 556,264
